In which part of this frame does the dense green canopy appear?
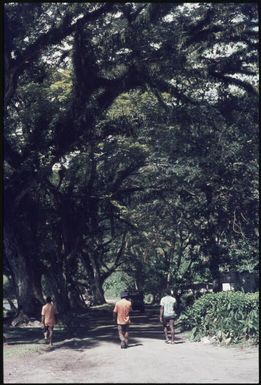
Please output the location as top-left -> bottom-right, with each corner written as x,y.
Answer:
4,3 -> 258,316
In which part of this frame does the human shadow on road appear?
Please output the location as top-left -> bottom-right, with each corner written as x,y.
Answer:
48,325 -> 186,352
126,343 -> 143,348
5,327 -> 185,349
4,305 -> 187,351
172,338 -> 185,344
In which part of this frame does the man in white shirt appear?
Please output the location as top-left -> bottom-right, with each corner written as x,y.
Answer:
160,288 -> 177,344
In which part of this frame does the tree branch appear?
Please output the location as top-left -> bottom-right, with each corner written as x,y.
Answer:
210,71 -> 258,96
4,137 -> 24,169
5,3 -> 115,106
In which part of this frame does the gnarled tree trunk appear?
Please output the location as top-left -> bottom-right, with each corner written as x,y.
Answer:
4,221 -> 43,317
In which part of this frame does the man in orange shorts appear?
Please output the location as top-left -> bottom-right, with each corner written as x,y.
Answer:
41,296 -> 57,346
113,291 -> 132,349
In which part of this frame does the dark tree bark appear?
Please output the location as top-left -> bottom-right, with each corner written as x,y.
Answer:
43,265 -> 71,316
4,221 -> 43,317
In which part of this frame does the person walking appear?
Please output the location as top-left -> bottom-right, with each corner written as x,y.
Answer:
41,296 -> 57,346
160,288 -> 177,344
113,291 -> 132,349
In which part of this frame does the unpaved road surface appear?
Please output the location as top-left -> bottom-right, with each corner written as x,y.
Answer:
4,306 -> 259,383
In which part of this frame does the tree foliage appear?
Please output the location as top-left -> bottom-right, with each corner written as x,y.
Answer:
4,3 -> 258,316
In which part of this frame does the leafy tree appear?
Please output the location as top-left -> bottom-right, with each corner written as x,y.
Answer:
4,3 -> 258,315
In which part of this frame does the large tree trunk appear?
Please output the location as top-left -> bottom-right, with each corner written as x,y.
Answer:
80,252 -> 106,305
65,258 -> 87,311
91,276 -> 106,305
67,283 -> 87,311
203,186 -> 222,293
43,259 -> 71,315
209,243 -> 222,292
134,262 -> 145,291
4,222 -> 43,317
89,252 -> 106,305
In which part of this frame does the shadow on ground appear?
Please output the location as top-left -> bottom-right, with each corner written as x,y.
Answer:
4,305 -> 187,352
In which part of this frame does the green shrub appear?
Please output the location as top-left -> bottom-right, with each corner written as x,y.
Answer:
180,291 -> 259,344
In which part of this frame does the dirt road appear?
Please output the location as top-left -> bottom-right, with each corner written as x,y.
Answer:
4,306 -> 259,383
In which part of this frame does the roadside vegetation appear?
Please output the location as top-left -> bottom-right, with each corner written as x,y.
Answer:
179,291 -> 259,345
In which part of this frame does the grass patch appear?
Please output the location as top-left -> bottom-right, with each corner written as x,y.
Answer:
4,342 -> 44,359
